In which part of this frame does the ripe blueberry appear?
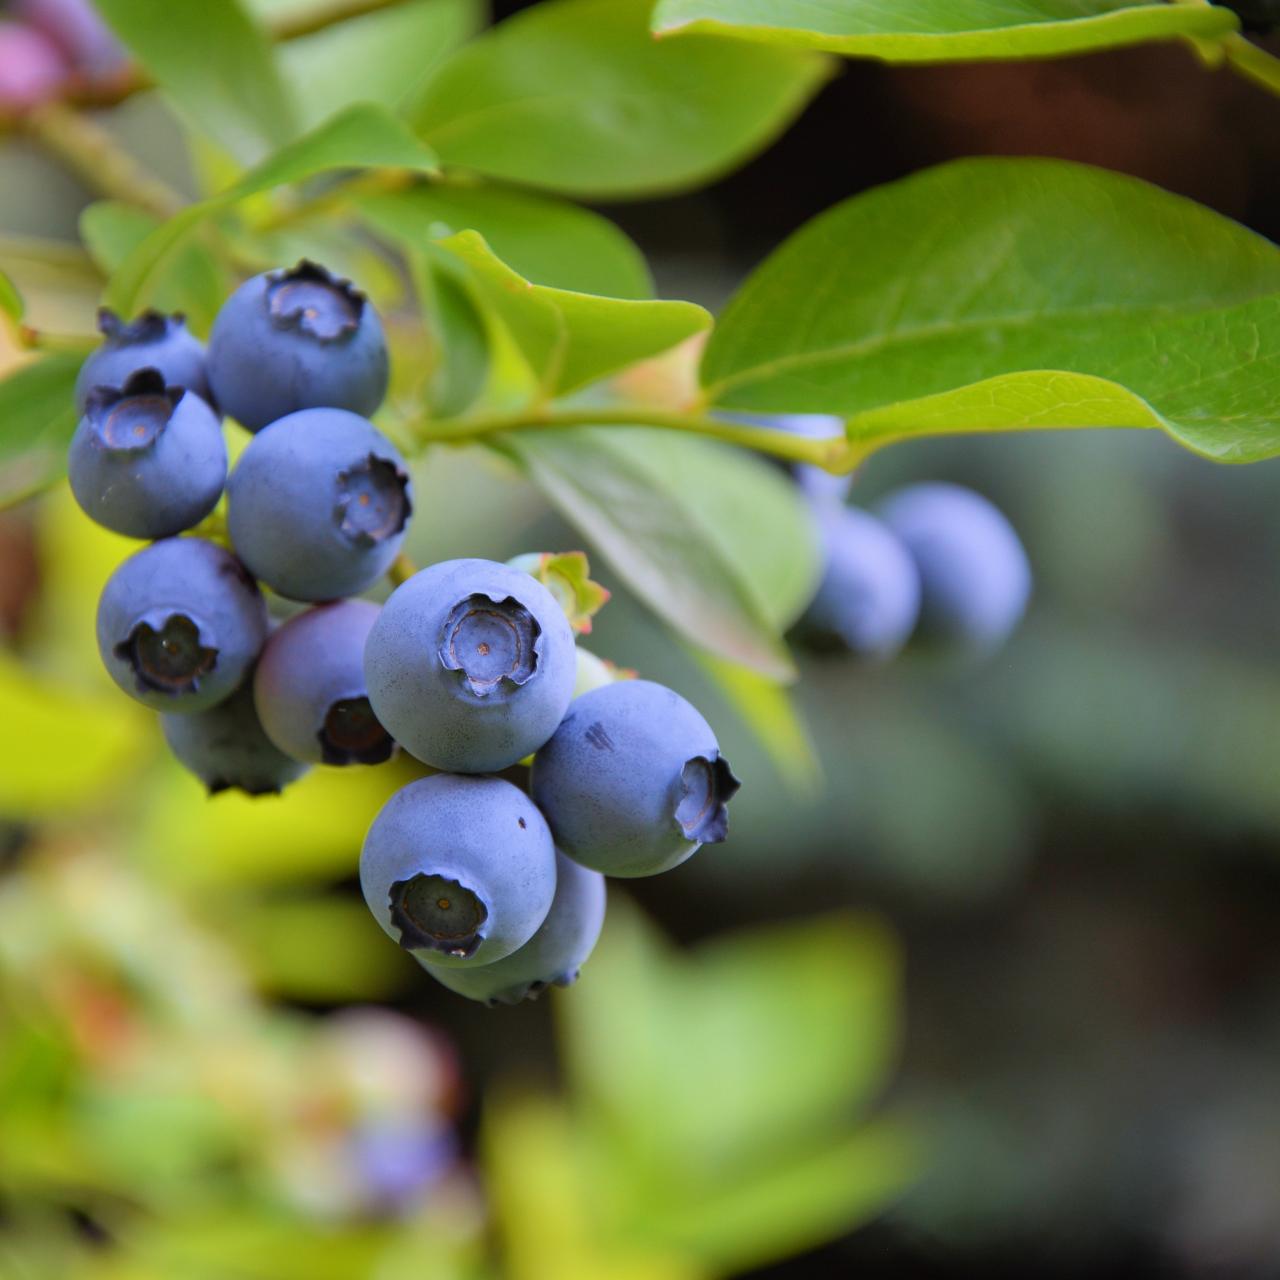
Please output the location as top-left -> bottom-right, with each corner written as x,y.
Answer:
254,599 -> 394,766
96,537 -> 267,713
876,482 -> 1031,655
0,20 -> 68,109
364,559 -> 576,774
226,408 -> 411,601
797,504 -> 921,660
67,369 -> 226,540
162,681 -> 309,796
421,851 -> 605,1006
360,774 -> 557,968
16,0 -> 128,82
74,309 -> 210,412
531,679 -> 739,878
206,261 -> 389,432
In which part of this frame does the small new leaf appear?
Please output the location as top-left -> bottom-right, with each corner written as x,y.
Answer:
508,551 -> 611,634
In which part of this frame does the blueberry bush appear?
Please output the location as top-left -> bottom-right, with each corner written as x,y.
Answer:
0,0 -> 1277,1275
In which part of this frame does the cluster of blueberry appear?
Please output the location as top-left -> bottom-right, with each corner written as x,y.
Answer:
779,418 -> 1032,662
0,0 -> 126,110
67,261 -> 740,1006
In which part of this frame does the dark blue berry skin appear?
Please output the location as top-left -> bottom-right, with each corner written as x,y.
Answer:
531,679 -> 740,878
876,482 -> 1032,656
365,559 -> 576,774
798,504 -> 921,660
206,261 -> 389,432
67,369 -> 226,540
254,599 -> 394,766
226,408 -> 411,602
74,310 -> 210,412
420,851 -> 605,1006
360,774 -> 557,969
96,537 -> 267,713
162,681 -> 309,796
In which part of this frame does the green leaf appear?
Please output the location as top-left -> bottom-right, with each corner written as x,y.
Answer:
0,268 -> 22,323
409,246 -> 494,419
439,232 -> 708,396
0,355 -> 83,509
106,103 -> 440,318
501,428 -> 818,679
359,182 -> 653,298
80,202 -> 227,335
412,0 -> 832,199
702,158 -> 1280,462
651,0 -> 1238,60
280,0 -> 484,131
94,0 -> 297,163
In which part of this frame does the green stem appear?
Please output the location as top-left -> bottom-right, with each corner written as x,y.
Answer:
1222,31 -> 1280,95
416,404 -> 854,471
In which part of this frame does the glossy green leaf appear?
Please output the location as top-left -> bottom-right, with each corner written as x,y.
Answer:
651,0 -> 1238,60
280,0 -> 484,130
501,428 -> 818,678
702,158 -> 1280,462
412,0 -> 831,199
0,268 -> 22,323
410,246 -> 494,419
80,202 -> 226,335
94,0 -> 297,163
439,232 -> 708,396
0,355 -> 83,509
106,104 -> 440,318
359,183 -> 653,298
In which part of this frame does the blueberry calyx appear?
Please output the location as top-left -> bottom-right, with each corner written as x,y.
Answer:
85,368 -> 183,452
438,593 -> 542,697
114,612 -> 217,696
334,453 -> 412,548
96,307 -> 187,347
265,260 -> 366,343
318,696 -> 395,766
674,753 -> 740,844
389,874 -> 488,958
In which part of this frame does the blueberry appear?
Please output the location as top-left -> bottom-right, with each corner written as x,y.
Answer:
420,851 -> 605,1006
347,1119 -> 455,1213
360,774 -> 557,968
96,537 -> 267,712
67,369 -> 226,540
162,681 -> 309,796
365,559 -> 576,774
0,20 -> 68,109
74,309 -> 210,412
530,679 -> 740,878
206,261 -> 389,432
16,0 -> 128,82
797,504 -> 921,660
254,599 -> 394,766
876,482 -> 1031,655
226,408 -> 411,602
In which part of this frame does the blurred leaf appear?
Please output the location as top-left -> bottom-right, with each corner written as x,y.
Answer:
80,201 -> 226,335
94,0 -> 298,163
651,0 -> 1238,59
410,246 -> 494,419
412,0 -> 831,199
280,0 -> 483,130
0,355 -> 82,509
439,232 -> 707,396
703,158 -> 1280,463
502,428 -> 813,678
0,268 -> 22,323
359,182 -> 653,298
220,894 -> 411,1001
0,652 -> 150,817
107,104 -> 440,317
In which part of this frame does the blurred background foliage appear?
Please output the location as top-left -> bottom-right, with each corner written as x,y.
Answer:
1,0 -> 1279,1277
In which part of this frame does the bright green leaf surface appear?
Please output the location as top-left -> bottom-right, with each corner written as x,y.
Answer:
94,0 -> 297,163
80,202 -> 227,334
651,0 -> 1238,60
0,268 -> 22,323
280,0 -> 483,130
410,246 -> 494,419
503,427 -> 816,678
439,232 -> 707,395
412,0 -> 831,198
359,183 -> 653,298
703,158 -> 1280,462
0,355 -> 82,509
106,104 -> 440,317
